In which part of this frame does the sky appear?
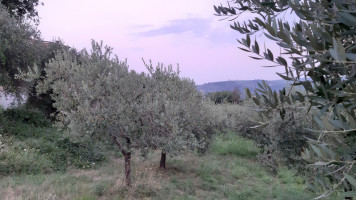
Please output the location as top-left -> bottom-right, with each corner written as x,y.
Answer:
37,0 -> 283,84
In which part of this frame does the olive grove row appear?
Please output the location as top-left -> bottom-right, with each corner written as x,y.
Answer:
20,41 -> 214,186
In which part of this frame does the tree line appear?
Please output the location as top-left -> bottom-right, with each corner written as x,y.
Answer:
206,87 -> 242,104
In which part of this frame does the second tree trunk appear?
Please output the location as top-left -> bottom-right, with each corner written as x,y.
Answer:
160,152 -> 166,169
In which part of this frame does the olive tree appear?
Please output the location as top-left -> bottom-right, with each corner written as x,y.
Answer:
20,41 -> 153,186
144,60 -> 214,168
214,0 -> 356,198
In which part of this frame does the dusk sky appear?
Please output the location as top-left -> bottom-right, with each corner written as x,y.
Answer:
37,0 -> 283,84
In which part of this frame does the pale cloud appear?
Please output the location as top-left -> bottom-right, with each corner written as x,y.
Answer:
138,18 -> 211,37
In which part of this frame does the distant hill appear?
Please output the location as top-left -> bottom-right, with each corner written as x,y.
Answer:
197,80 -> 290,95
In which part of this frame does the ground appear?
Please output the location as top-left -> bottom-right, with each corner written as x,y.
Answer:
0,134 -> 322,200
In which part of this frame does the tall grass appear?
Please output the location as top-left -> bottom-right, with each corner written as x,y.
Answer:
211,132 -> 258,157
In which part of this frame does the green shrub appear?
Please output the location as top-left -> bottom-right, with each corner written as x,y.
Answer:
55,138 -> 106,169
2,107 -> 51,128
0,147 -> 54,174
0,108 -> 107,175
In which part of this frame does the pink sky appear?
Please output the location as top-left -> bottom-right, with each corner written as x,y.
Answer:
37,0 -> 283,84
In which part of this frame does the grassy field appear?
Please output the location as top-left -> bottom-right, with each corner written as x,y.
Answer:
0,133 -> 321,200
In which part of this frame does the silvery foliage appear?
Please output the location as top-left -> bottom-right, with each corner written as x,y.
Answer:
215,0 -> 356,198
144,60 -> 214,155
22,40 -> 213,156
34,41 -> 141,152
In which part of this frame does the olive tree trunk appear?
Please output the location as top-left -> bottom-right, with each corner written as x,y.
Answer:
112,134 -> 132,187
123,151 -> 132,187
159,152 -> 166,169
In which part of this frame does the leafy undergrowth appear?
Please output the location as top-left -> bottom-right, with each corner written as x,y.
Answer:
0,133 -> 337,200
0,107 -> 108,175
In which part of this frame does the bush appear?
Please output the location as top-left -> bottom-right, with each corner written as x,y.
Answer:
55,138 -> 106,169
0,108 -> 107,175
0,147 -> 54,174
2,107 -> 51,128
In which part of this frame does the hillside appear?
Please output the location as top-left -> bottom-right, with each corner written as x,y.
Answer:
197,80 -> 289,95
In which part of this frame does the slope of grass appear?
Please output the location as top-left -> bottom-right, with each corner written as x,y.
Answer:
0,132 -> 336,200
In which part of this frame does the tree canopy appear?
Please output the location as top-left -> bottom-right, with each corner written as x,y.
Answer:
1,0 -> 41,21
0,5 -> 39,91
0,2 -> 58,97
